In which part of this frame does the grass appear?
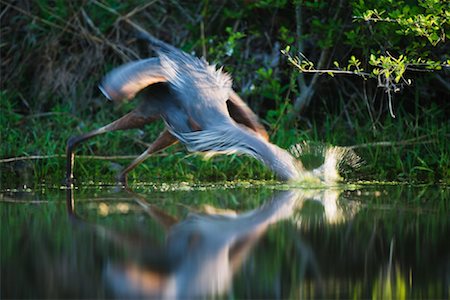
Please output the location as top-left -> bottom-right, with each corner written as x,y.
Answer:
1,87 -> 448,188
1,1 -> 448,188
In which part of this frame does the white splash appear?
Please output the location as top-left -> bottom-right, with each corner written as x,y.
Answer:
289,142 -> 363,184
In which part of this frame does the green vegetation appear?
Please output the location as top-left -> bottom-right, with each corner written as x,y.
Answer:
1,0 -> 449,187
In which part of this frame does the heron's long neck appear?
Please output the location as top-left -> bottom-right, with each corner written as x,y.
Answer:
171,124 -> 304,181
231,127 -> 304,181
252,138 -> 304,181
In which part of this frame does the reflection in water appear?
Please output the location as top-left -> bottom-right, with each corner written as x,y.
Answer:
294,189 -> 360,225
67,187 -> 347,299
3,185 -> 448,299
372,239 -> 408,300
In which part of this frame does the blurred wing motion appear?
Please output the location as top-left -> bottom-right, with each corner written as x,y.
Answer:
99,57 -> 167,102
99,55 -> 268,141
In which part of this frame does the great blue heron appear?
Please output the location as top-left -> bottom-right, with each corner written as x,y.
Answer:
66,29 -> 306,185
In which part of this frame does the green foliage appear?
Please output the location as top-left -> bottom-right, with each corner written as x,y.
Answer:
370,53 -> 409,87
1,0 -> 448,186
291,0 -> 450,77
350,0 -> 449,70
284,0 -> 449,120
207,27 -> 246,61
248,0 -> 289,9
357,0 -> 449,46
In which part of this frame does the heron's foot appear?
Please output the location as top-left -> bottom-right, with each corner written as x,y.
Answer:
116,173 -> 129,188
65,176 -> 75,187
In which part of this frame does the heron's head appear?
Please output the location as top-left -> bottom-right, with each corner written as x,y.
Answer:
99,83 -> 116,101
98,79 -> 138,103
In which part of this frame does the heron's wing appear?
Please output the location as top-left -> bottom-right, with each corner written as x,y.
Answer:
227,90 -> 269,141
99,57 -> 167,102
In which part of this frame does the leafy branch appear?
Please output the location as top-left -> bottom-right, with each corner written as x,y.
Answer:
354,7 -> 448,46
282,47 -> 371,77
283,46 -> 449,118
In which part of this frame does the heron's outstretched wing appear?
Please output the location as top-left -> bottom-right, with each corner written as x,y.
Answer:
99,57 -> 167,102
227,90 -> 269,141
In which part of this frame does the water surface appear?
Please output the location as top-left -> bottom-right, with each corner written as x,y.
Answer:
1,183 -> 449,299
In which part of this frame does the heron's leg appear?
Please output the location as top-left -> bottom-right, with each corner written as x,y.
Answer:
117,130 -> 177,185
123,187 -> 179,230
66,111 -> 158,185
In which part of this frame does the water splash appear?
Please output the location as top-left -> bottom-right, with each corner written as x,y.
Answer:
289,142 -> 363,184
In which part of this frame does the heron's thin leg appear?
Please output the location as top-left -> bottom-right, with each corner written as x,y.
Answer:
123,188 -> 179,230
66,110 -> 158,185
117,130 -> 177,185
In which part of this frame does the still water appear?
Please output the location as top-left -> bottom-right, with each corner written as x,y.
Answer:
1,183 -> 449,299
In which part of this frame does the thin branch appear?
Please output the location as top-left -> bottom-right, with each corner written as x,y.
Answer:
1,0 -> 138,60
294,67 -> 372,76
362,80 -> 376,129
0,153 -> 169,163
169,0 -> 195,23
0,0 -> 101,42
287,53 -> 447,78
0,2 -> 10,20
435,74 -> 450,91
80,8 -> 131,61
200,19 -> 206,58
387,87 -> 395,118
91,0 -> 120,16
347,135 -> 437,150
353,16 -> 398,23
207,0 -> 226,30
122,0 -> 158,19
295,2 -> 306,90
19,112 -> 83,123
291,0 -> 346,115
292,48 -> 328,112
0,199 -> 50,204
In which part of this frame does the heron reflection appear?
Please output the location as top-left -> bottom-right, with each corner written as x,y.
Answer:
66,187 -> 358,298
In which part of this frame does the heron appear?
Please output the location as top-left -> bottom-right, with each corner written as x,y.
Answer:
66,28 -> 306,185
